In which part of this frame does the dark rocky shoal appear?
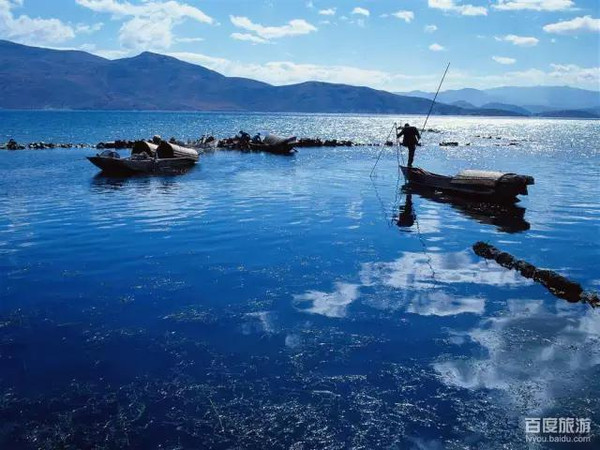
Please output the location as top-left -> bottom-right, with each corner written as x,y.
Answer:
0,139 -> 89,150
472,241 -> 599,307
2,130 -> 452,152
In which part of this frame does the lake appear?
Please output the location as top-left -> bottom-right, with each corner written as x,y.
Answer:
0,111 -> 599,449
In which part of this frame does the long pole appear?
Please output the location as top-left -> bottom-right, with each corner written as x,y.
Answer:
369,122 -> 398,177
421,62 -> 450,133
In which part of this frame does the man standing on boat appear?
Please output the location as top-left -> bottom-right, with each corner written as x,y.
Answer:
397,123 -> 421,167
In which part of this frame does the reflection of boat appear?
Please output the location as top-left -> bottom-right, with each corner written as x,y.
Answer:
400,187 -> 531,233
249,134 -> 297,155
87,141 -> 199,175
400,166 -> 534,203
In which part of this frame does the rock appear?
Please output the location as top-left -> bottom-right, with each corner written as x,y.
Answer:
439,141 -> 459,147
5,139 -> 24,150
472,242 -> 500,260
581,291 -> 600,308
514,260 -> 536,278
533,269 -> 583,302
495,252 -> 515,268
473,241 -> 588,304
96,140 -> 134,150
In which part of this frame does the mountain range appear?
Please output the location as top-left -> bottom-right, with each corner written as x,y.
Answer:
0,40 -> 598,118
399,86 -> 600,117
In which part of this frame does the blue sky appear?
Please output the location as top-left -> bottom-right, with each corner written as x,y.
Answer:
0,0 -> 598,91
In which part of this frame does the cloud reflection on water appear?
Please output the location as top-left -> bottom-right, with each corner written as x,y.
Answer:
294,282 -> 361,318
434,299 -> 600,413
294,251 -> 527,318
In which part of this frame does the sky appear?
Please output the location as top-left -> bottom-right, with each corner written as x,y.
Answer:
0,0 -> 598,91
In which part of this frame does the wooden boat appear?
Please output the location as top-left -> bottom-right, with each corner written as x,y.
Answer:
400,166 -> 534,202
87,141 -> 199,175
249,134 -> 297,155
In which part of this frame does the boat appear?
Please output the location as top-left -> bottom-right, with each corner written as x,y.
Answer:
400,166 -> 534,203
190,135 -> 218,151
87,140 -> 199,175
249,134 -> 297,155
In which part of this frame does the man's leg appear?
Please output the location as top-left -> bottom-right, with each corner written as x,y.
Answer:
407,145 -> 415,167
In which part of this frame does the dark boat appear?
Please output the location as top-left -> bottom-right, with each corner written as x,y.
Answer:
400,166 -> 534,203
87,141 -> 199,175
249,134 -> 297,155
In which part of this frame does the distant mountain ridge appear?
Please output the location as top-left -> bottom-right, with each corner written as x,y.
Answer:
0,40 -> 597,118
399,86 -> 600,117
0,40 -> 462,114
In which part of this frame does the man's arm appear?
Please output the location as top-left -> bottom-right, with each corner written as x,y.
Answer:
416,128 -> 421,140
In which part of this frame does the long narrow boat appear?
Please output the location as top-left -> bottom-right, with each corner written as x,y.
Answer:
87,141 -> 199,175
400,166 -> 534,203
249,134 -> 297,155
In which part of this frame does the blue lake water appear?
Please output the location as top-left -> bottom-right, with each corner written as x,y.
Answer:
0,111 -> 599,448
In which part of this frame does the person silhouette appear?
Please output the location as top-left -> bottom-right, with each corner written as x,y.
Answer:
396,194 -> 415,228
396,123 -> 421,167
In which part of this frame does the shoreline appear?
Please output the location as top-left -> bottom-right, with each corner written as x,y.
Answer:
0,109 -> 598,120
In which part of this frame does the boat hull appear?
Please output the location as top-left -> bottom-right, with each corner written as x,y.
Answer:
87,156 -> 196,175
400,166 -> 532,203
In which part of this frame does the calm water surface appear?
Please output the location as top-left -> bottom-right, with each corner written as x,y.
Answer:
0,112 -> 599,449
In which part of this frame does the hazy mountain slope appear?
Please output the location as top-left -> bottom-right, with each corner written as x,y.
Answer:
0,40 -> 464,114
399,85 -> 600,111
486,86 -> 600,110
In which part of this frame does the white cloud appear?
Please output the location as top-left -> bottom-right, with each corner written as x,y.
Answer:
165,51 -> 411,87
229,16 -> 317,40
428,0 -> 487,16
0,0 -> 76,45
543,16 -> 600,34
76,0 -> 213,23
493,0 -> 574,11
429,43 -> 445,51
93,48 -> 131,59
492,56 -> 516,65
496,34 -> 539,46
318,8 -> 336,16
392,10 -> 415,23
75,0 -> 214,50
110,50 -> 598,92
75,22 -> 104,34
175,37 -> 204,43
351,7 -> 370,17
230,32 -> 268,44
425,24 -> 438,33
118,16 -> 172,49
457,64 -> 600,90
